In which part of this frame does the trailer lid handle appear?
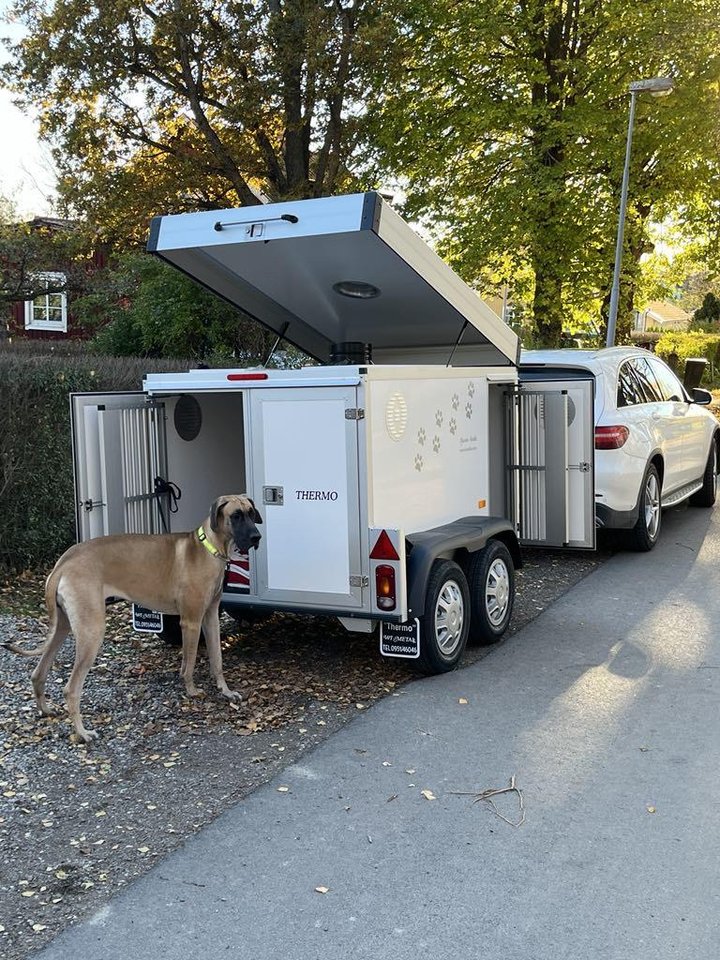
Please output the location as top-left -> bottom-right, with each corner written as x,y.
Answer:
213,213 -> 299,231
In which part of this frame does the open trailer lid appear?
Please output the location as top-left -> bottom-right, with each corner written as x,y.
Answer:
147,192 -> 519,367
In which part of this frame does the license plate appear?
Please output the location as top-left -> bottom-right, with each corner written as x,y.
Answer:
132,604 -> 164,633
380,619 -> 420,659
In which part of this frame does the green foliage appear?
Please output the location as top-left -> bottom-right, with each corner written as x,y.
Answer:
690,292 -> 720,330
0,344 -> 186,572
367,0 -> 720,346
3,1 -> 396,242
655,332 -> 720,383
72,251 -> 307,364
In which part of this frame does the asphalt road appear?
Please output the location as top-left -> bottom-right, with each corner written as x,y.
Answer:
33,503 -> 720,960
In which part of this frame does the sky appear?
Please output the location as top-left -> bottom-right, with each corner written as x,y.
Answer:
0,2 -> 57,216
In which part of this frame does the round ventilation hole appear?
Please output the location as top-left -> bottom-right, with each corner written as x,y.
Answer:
174,395 -> 202,442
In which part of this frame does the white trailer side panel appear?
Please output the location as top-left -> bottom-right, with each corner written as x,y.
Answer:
366,373 -> 491,535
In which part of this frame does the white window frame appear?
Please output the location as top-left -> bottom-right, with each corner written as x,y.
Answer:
24,272 -> 68,332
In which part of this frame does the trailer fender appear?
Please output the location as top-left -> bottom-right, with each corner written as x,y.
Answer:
405,516 -> 520,620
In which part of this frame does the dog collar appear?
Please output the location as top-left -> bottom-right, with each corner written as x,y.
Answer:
196,526 -> 229,561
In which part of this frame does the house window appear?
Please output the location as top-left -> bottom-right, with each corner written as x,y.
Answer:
24,273 -> 68,332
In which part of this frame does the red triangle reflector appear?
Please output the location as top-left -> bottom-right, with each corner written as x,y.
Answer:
370,530 -> 400,561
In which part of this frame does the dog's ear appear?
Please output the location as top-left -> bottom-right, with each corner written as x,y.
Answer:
210,498 -> 229,532
246,497 -> 263,524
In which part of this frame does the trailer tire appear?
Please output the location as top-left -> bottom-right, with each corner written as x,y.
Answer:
416,560 -> 470,675
467,540 -> 515,645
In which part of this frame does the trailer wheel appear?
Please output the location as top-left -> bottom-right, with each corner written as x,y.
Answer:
467,540 -> 515,645
416,560 -> 470,674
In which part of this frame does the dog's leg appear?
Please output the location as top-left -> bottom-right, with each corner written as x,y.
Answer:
63,599 -> 106,744
179,615 -> 205,698
31,605 -> 71,718
202,603 -> 242,703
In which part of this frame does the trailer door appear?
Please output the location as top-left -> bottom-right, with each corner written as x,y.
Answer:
509,379 -> 595,549
71,393 -> 168,541
249,387 -> 364,608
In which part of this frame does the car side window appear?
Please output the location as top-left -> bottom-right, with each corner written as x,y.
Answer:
631,357 -> 663,403
618,361 -> 640,406
617,359 -> 658,406
648,358 -> 686,402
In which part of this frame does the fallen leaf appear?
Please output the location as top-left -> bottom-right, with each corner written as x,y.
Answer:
646,806 -> 656,814
315,886 -> 329,895
458,698 -> 468,705
421,789 -> 437,801
277,786 -> 290,793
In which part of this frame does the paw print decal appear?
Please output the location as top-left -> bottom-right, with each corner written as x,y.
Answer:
465,401 -> 473,419
451,393 -> 460,411
414,453 -> 424,472
449,417 -> 457,435
468,381 -> 476,398
435,409 -> 444,428
417,427 -> 427,446
432,435 -> 441,453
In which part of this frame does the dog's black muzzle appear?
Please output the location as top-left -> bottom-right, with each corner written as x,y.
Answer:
230,510 -> 263,555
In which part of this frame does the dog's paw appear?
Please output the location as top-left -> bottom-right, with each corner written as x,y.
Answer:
185,685 -> 206,699
75,728 -> 99,745
222,688 -> 243,703
39,700 -> 62,717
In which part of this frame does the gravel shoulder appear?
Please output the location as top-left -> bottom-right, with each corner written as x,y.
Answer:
0,546 -> 609,958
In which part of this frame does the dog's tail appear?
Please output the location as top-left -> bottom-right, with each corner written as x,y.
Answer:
2,641 -> 46,657
3,561 -> 65,658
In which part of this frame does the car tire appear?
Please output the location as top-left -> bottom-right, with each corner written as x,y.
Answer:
416,560 -> 470,674
690,439 -> 718,508
467,540 -> 515,646
629,463 -> 662,552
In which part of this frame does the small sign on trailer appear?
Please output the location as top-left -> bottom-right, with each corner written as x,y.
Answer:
132,604 -> 164,633
380,619 -> 421,659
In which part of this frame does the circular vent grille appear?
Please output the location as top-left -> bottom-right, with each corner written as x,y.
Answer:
174,395 -> 202,442
385,392 -> 408,441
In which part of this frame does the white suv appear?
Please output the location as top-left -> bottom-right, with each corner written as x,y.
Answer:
521,347 -> 720,550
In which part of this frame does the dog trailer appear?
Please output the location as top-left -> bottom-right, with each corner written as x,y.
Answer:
70,193 -> 595,673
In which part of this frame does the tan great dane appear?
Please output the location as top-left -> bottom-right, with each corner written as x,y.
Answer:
4,495 -> 262,743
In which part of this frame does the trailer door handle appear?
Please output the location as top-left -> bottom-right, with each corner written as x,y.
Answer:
263,486 -> 284,505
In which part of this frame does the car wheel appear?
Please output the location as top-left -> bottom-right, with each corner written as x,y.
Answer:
467,540 -> 515,645
416,560 -> 470,674
690,439 -> 718,508
629,463 -> 662,552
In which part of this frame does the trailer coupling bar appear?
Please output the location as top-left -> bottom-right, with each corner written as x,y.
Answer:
213,213 -> 299,232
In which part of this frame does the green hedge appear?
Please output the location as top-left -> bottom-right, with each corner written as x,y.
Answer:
655,332 -> 720,383
0,345 -> 186,572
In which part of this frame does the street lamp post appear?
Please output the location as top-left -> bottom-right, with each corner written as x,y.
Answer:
605,76 -> 674,348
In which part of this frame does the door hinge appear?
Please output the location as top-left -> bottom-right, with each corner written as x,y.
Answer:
569,461 -> 591,473
350,575 -> 369,588
345,408 -> 365,421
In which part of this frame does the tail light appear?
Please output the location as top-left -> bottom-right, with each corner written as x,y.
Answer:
375,564 -> 397,611
595,425 -> 630,449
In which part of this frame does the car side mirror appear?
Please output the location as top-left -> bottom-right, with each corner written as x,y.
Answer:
692,387 -> 713,405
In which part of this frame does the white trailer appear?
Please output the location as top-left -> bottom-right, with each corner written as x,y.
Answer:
70,193 -> 596,673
